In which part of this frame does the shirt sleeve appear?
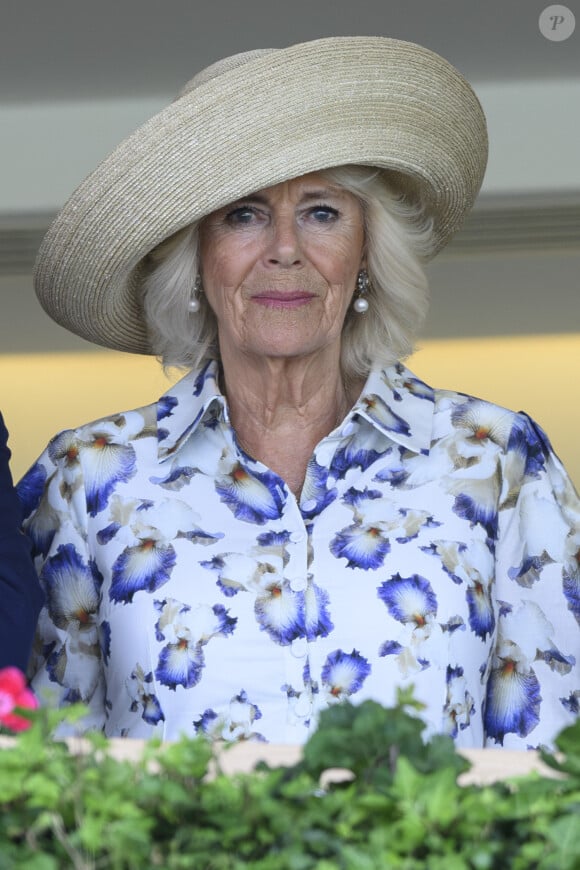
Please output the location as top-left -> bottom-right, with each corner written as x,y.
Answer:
485,412 -> 580,749
0,412 -> 44,672
18,430 -> 106,731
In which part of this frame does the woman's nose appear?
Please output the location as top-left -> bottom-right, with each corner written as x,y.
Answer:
264,215 -> 302,267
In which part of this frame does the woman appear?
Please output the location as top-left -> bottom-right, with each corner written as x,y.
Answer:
0,412 -> 43,670
20,37 -> 580,748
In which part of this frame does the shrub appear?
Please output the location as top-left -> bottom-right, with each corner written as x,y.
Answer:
1,682 -> 580,868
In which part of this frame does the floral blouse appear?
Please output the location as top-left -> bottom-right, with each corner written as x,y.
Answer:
19,361 -> 580,749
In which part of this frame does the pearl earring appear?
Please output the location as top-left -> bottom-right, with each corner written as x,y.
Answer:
354,269 -> 370,313
188,275 -> 202,313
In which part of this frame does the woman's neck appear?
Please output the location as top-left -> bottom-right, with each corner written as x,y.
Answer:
219,350 -> 362,497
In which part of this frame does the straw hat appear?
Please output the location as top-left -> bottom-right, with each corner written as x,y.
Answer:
34,36 -> 488,354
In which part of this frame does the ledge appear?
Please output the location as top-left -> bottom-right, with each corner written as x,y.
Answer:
1,735 -> 558,787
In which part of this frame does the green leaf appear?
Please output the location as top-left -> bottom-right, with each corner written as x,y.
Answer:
1,686 -> 580,866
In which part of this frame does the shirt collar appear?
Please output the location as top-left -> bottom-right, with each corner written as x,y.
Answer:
351,364 -> 435,455
156,360 -> 435,462
157,360 -> 225,462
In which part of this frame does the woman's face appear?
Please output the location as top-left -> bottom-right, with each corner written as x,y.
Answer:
199,172 -> 365,364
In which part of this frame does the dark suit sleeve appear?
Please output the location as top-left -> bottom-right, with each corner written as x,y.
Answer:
0,412 -> 44,671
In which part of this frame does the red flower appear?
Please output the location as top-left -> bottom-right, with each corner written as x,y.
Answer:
0,666 -> 38,732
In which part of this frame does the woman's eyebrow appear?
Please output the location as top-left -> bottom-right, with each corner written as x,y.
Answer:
225,193 -> 269,208
227,187 -> 344,208
300,188 -> 343,201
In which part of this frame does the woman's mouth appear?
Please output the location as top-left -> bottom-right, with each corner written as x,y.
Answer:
251,291 -> 316,310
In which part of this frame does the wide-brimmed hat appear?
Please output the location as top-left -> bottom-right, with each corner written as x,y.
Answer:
34,35 -> 488,354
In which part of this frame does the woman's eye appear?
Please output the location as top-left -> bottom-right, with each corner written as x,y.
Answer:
225,206 -> 258,225
309,205 -> 339,223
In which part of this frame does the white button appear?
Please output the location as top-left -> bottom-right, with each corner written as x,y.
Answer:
289,575 -> 307,592
291,637 -> 308,658
301,498 -> 317,512
290,531 -> 305,544
341,421 -> 356,437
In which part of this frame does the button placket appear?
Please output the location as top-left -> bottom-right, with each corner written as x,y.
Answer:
283,509 -> 312,720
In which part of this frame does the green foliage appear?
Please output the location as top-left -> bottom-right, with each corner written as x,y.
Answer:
1,691 -> 580,868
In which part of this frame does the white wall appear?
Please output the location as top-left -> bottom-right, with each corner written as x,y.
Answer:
2,79 -> 580,214
474,79 -> 580,196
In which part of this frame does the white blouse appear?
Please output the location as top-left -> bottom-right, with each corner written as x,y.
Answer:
20,361 -> 580,748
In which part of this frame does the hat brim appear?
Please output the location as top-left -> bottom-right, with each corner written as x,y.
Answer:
34,36 -> 488,354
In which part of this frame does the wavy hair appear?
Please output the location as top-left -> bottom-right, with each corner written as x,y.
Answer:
142,165 -> 434,378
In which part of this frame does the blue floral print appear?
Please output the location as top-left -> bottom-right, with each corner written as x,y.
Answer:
254,577 -> 305,645
43,543 -> 102,631
19,362 -> 580,749
359,394 -> 411,436
564,569 -> 580,625
194,690 -> 265,741
484,659 -> 542,744
321,649 -> 371,700
128,666 -> 165,726
110,540 -> 177,603
154,598 -> 237,690
378,573 -> 438,627
330,522 -> 391,570
48,429 -> 137,517
444,665 -> 475,737
215,461 -> 285,524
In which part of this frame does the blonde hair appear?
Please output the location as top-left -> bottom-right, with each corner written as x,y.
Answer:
142,165 -> 434,378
